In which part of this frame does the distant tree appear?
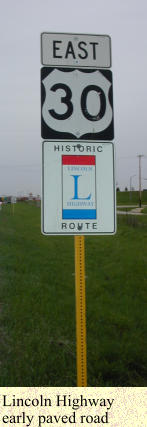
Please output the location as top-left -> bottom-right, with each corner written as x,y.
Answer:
116,187 -> 120,192
125,187 -> 128,191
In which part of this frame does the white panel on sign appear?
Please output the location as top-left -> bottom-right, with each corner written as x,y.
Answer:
41,33 -> 111,68
42,141 -> 116,235
62,155 -> 96,221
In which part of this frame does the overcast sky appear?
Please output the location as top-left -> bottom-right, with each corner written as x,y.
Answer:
0,0 -> 147,195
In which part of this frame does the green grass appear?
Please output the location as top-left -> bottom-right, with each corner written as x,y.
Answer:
142,207 -> 147,214
117,207 -> 134,212
117,190 -> 147,205
0,202 -> 147,387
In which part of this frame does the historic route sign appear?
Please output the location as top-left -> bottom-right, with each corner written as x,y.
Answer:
41,67 -> 114,140
42,140 -> 116,235
41,33 -> 111,68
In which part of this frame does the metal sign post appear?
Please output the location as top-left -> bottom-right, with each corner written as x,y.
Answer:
75,235 -> 87,386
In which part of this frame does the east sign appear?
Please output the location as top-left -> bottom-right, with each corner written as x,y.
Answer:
41,33 -> 111,68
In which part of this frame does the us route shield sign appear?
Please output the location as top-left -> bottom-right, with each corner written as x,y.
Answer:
41,67 -> 114,141
42,140 -> 116,235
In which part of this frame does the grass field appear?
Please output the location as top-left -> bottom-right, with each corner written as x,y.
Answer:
117,190 -> 147,205
0,201 -> 147,387
142,207 -> 147,214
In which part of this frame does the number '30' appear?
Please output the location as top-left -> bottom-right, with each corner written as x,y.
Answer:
49,83 -> 106,121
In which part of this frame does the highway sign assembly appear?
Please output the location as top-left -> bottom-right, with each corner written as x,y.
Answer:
40,32 -> 116,386
41,67 -> 114,140
42,140 -> 116,235
41,33 -> 111,68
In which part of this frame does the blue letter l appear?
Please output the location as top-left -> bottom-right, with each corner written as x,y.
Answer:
71,175 -> 91,200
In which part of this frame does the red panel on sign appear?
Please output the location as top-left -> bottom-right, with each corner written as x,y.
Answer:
62,155 -> 95,165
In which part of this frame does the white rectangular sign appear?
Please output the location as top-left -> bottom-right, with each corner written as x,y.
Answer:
41,33 -> 111,68
42,141 -> 116,235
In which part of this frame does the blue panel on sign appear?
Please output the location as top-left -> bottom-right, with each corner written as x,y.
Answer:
62,209 -> 97,220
